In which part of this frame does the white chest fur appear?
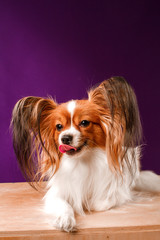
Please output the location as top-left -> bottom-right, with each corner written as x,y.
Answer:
45,148 -> 139,214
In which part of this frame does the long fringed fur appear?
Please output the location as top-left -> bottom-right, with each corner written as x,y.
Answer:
11,96 -> 59,187
88,77 -> 142,174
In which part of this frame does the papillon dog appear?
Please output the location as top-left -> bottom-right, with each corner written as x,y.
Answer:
11,77 -> 160,232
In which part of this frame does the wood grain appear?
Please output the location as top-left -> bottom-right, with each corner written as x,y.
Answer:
0,182 -> 160,239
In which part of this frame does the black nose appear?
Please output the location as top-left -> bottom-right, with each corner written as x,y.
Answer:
61,135 -> 73,145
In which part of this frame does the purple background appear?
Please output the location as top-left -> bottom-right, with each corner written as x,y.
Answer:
0,0 -> 160,183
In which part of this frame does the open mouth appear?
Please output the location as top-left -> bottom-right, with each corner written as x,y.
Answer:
59,141 -> 87,155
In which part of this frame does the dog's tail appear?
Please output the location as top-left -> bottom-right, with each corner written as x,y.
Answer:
135,171 -> 160,192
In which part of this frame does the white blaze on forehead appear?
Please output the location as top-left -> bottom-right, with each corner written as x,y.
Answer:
67,100 -> 76,115
67,100 -> 76,125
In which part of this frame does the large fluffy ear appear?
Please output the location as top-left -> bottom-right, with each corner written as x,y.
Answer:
88,77 -> 142,174
11,96 -> 58,188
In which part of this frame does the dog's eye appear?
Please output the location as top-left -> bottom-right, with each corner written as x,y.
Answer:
79,120 -> 90,127
56,124 -> 63,131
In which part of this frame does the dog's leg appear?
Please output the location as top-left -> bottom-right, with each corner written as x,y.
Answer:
44,195 -> 76,232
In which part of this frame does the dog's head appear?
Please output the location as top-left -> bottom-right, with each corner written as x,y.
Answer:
11,77 -> 142,186
53,99 -> 106,155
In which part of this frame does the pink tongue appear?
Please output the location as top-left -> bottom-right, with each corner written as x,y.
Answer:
59,144 -> 77,153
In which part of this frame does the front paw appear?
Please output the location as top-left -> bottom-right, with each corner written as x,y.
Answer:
53,214 -> 76,232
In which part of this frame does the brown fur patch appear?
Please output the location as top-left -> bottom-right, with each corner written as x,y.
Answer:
73,100 -> 106,149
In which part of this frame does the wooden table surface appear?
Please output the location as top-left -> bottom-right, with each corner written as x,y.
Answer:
0,182 -> 160,240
